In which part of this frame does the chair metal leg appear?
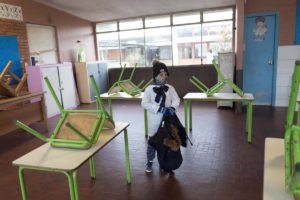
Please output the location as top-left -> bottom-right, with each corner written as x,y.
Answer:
89,157 -> 96,179
108,99 -> 113,119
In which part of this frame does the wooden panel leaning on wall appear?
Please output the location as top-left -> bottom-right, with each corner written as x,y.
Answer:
0,92 -> 48,136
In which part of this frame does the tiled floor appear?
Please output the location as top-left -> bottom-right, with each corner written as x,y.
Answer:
0,101 -> 287,200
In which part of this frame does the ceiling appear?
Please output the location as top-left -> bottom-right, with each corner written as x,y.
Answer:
33,0 -> 236,22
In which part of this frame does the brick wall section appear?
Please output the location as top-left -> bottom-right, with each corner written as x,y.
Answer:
0,18 -> 29,70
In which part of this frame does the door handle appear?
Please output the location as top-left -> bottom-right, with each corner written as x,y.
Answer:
268,60 -> 273,65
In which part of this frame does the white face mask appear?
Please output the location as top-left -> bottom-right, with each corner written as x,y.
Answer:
155,71 -> 168,85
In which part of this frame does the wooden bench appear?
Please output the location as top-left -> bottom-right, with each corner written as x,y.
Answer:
12,122 -> 131,200
0,92 -> 48,135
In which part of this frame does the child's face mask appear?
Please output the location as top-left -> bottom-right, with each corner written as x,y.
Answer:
155,71 -> 168,85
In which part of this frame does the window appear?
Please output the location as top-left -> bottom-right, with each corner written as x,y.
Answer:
173,11 -> 201,25
172,24 -> 201,65
202,21 -> 233,64
145,15 -> 170,28
203,9 -> 233,22
95,7 -> 234,68
96,21 -> 117,32
119,18 -> 143,30
119,30 -> 145,67
145,27 -> 172,66
96,32 -> 120,68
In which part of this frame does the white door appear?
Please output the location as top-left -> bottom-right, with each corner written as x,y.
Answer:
58,66 -> 78,109
41,67 -> 61,117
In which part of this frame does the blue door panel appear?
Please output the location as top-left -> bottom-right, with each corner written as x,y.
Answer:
243,14 -> 277,105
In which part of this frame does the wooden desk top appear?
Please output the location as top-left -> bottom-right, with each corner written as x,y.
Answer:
263,138 -> 293,200
0,92 -> 44,109
183,93 -> 254,102
12,122 -> 129,171
100,92 -> 143,100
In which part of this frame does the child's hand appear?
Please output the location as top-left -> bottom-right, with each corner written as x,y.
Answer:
164,107 -> 175,116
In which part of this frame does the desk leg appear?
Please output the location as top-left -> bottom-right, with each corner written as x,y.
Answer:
89,157 -> 96,179
124,129 -> 132,183
298,102 -> 300,125
18,167 -> 27,200
189,100 -> 192,131
144,109 -> 148,137
184,100 -> 189,133
64,171 -> 78,200
246,101 -> 253,144
108,99 -> 113,119
18,167 -> 79,200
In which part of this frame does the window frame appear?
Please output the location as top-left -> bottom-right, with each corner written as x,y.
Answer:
95,6 -> 235,67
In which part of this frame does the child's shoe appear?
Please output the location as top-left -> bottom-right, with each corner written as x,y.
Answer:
145,160 -> 153,173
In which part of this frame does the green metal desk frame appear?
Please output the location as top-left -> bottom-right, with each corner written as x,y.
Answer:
183,93 -> 254,143
13,123 -> 131,200
99,92 -> 148,137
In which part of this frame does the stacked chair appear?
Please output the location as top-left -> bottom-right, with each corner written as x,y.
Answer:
0,60 -> 27,97
190,60 -> 243,97
284,60 -> 300,197
16,75 -> 114,149
108,63 -> 152,96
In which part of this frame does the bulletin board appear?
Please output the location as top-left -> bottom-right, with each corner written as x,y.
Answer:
0,35 -> 22,77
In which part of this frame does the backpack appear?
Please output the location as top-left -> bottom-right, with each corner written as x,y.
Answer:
148,114 -> 187,171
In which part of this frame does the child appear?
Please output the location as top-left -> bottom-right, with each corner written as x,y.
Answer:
141,60 -> 180,173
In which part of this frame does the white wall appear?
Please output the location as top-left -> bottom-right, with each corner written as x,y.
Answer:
276,45 -> 300,107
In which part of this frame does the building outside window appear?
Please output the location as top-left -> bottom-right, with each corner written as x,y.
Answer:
95,7 -> 234,68
145,27 -> 172,66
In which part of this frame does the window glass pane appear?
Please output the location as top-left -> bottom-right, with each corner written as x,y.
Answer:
119,18 -> 143,30
145,27 -> 172,66
96,21 -> 117,32
119,30 -> 145,67
97,32 -> 120,68
202,21 -> 233,64
173,12 -> 200,25
172,24 -> 201,65
145,15 -> 170,28
203,9 -> 233,22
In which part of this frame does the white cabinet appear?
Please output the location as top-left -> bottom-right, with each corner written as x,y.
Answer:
26,63 -> 79,118
276,45 -> 300,107
75,62 -> 108,103
217,52 -> 235,108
